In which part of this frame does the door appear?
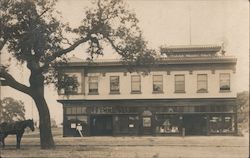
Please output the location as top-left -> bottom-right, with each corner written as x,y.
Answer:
142,116 -> 152,135
183,115 -> 207,135
90,115 -> 113,136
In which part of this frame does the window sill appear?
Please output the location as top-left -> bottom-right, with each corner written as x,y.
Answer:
88,92 -> 99,95
152,91 -> 164,94
174,91 -> 186,93
131,91 -> 142,94
62,93 -> 83,95
109,92 -> 120,95
219,90 -> 231,93
197,90 -> 208,93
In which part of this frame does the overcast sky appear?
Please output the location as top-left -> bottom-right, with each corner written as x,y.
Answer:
1,0 -> 249,125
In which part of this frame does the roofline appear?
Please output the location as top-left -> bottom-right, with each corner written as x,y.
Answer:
58,56 -> 237,67
160,45 -> 222,53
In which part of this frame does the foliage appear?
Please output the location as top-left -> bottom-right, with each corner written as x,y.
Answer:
0,97 -> 26,123
236,91 -> 249,124
0,0 -> 154,149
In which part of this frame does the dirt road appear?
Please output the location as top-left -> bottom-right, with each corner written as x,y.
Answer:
0,133 -> 248,158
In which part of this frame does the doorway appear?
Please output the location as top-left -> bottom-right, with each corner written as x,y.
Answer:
183,115 -> 207,135
90,115 -> 113,136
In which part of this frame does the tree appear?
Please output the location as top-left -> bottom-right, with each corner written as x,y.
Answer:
0,0 -> 155,149
236,91 -> 249,130
0,97 -> 26,123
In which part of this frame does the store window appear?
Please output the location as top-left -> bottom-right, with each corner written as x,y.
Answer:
131,75 -> 141,93
88,76 -> 99,94
110,76 -> 120,94
153,75 -> 163,93
220,73 -> 230,91
209,115 -> 234,133
155,115 -> 180,134
175,75 -> 185,93
197,74 -> 208,93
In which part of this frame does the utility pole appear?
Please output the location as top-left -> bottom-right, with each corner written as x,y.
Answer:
188,4 -> 192,45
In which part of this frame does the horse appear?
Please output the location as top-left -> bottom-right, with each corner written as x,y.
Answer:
0,119 -> 35,149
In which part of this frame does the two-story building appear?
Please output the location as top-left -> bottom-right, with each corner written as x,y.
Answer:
57,45 -> 237,137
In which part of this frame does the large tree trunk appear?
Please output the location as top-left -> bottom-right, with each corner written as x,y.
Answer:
29,64 -> 55,149
32,93 -> 55,149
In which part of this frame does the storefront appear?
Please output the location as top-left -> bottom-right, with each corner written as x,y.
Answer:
60,98 -> 237,137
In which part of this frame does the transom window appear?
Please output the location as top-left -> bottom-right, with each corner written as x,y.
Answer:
88,76 -> 98,94
220,73 -> 230,91
110,76 -> 120,93
175,75 -> 185,93
131,75 -> 141,93
197,74 -> 208,93
153,75 -> 163,93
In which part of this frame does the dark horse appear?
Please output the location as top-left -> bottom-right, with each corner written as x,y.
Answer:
0,119 -> 35,149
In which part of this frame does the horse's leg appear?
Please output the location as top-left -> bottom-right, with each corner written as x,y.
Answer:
2,138 -> 5,149
16,133 -> 23,149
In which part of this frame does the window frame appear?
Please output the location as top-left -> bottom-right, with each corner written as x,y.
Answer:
110,76 -> 120,94
152,75 -> 163,93
174,74 -> 185,93
219,73 -> 230,92
197,74 -> 208,93
131,75 -> 141,93
64,75 -> 79,95
88,76 -> 99,95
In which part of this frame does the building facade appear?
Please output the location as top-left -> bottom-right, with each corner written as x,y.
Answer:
57,45 -> 237,137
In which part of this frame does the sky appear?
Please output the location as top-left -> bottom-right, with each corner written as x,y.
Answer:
0,0 -> 249,125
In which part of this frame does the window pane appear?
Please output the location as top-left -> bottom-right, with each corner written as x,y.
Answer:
132,75 -> 140,82
89,76 -> 98,93
197,74 -> 207,92
153,75 -> 163,92
110,76 -> 119,92
131,75 -> 141,92
66,107 -> 71,114
72,107 -> 77,114
175,75 -> 185,92
76,107 -> 82,114
220,73 -> 230,91
153,75 -> 163,82
175,75 -> 184,81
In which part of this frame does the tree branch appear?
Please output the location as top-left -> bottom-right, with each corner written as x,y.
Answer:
44,36 -> 90,67
0,68 -> 31,96
106,36 -> 123,54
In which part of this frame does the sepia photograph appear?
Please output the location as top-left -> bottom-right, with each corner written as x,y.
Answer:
0,0 -> 249,157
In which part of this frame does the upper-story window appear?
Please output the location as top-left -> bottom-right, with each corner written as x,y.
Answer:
131,75 -> 141,93
62,74 -> 80,95
220,73 -> 230,91
175,75 -> 185,93
110,76 -> 120,94
197,74 -> 208,93
88,76 -> 98,94
153,75 -> 163,93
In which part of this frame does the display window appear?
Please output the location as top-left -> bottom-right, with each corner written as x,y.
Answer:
155,115 -> 180,134
209,115 -> 234,133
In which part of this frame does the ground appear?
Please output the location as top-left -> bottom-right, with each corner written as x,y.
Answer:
0,128 -> 249,158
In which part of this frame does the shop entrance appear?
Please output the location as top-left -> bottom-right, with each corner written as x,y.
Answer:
183,114 -> 207,135
90,115 -> 113,136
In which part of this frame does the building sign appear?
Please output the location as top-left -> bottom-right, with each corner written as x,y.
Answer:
91,106 -> 113,114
